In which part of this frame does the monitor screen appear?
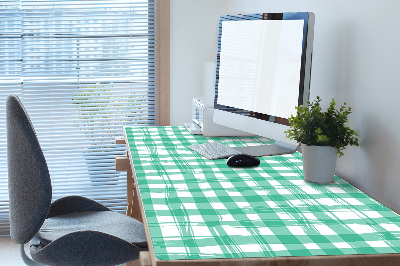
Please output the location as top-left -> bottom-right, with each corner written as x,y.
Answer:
213,13 -> 314,156
217,19 -> 304,119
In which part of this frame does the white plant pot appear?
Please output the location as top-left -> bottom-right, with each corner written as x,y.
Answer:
301,144 -> 338,184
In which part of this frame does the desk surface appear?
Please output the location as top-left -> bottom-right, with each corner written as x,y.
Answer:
125,126 -> 400,262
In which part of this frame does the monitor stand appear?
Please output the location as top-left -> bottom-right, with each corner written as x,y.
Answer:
233,141 -> 298,157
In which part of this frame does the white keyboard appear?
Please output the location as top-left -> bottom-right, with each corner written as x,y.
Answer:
188,142 -> 242,160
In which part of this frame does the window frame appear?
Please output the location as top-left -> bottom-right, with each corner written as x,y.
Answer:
156,0 -> 170,126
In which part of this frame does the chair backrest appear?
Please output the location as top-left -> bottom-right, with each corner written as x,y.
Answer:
7,94 -> 52,244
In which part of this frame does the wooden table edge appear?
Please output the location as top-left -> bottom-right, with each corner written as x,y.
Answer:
124,128 -> 160,266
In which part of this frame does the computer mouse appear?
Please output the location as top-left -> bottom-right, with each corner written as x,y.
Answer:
227,154 -> 260,167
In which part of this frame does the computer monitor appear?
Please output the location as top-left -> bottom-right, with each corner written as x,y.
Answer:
213,12 -> 315,156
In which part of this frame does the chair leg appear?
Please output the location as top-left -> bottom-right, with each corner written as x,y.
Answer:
20,244 -> 45,266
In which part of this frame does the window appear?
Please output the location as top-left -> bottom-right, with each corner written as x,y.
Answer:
0,0 -> 169,236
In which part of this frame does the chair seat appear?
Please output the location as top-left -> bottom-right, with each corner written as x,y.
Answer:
37,211 -> 147,248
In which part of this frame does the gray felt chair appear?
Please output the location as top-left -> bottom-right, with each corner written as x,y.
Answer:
7,94 -> 148,266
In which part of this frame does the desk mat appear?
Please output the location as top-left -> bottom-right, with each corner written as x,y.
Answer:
125,126 -> 400,260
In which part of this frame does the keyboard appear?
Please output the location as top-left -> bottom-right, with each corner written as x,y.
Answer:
188,142 -> 242,160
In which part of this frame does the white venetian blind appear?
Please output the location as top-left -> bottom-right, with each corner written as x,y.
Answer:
0,0 -> 159,236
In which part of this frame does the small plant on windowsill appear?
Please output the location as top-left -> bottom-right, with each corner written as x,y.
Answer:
72,83 -> 135,186
285,96 -> 359,183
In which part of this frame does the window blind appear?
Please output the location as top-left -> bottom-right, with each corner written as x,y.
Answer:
0,0 -> 159,236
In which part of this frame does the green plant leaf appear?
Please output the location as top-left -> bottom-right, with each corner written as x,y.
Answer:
285,97 -> 359,157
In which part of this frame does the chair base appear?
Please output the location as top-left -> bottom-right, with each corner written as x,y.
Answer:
20,244 -> 45,266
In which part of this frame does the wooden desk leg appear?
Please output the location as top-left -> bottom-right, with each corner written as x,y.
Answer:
127,169 -> 143,223
127,169 -> 134,218
124,259 -> 140,266
115,154 -> 143,222
139,252 -> 152,266
124,252 -> 151,266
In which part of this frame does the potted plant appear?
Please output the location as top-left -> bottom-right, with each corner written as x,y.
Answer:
72,84 -> 131,186
285,96 -> 359,183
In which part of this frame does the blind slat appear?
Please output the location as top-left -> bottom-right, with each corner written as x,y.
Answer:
0,0 -> 158,236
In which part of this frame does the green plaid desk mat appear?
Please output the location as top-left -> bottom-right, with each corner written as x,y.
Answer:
124,126 -> 400,260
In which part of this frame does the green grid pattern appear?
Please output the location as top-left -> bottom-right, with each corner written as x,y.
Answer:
125,126 -> 400,260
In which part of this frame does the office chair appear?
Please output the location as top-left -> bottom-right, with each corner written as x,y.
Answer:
6,94 -> 147,265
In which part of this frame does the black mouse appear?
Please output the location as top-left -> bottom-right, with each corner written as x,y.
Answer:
227,154 -> 260,167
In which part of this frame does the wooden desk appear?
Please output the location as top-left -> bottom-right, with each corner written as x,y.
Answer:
117,126 -> 400,266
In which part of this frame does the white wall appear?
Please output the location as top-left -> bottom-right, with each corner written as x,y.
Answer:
170,0 -> 228,125
170,0 -> 400,212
